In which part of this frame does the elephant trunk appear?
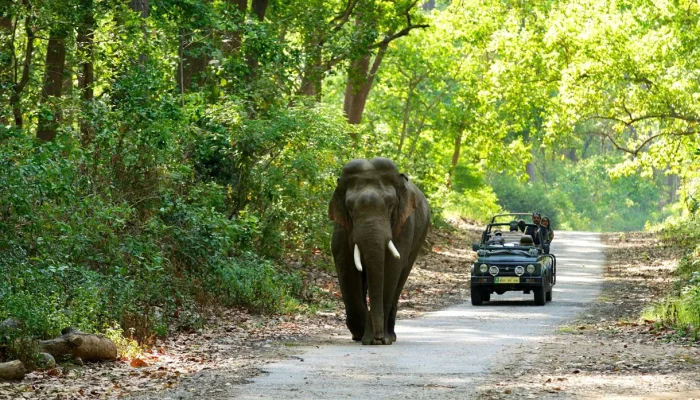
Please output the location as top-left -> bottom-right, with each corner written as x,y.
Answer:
352,235 -> 389,342
360,242 -> 385,343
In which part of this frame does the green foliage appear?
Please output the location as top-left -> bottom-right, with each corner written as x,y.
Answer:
489,156 -> 673,232
3,0 -> 700,346
216,253 -> 303,314
0,101 -> 345,343
442,186 -> 502,224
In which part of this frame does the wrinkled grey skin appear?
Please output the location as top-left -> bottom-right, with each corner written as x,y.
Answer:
329,158 -> 430,345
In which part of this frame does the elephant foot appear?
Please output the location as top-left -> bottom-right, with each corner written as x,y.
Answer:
390,332 -> 397,342
361,335 -> 393,345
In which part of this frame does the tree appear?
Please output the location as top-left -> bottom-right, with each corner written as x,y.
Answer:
343,1 -> 428,129
76,0 -> 95,144
36,27 -> 68,141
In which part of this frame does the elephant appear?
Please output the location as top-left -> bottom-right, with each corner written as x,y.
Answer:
329,158 -> 430,345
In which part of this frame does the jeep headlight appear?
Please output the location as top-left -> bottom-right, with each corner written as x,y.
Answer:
489,266 -> 499,276
515,266 -> 524,276
526,264 -> 536,273
479,264 -> 488,273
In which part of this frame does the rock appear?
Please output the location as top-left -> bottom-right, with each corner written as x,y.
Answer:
35,352 -> 56,370
0,318 -> 20,332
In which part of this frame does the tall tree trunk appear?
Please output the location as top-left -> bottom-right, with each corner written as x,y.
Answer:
523,128 -> 535,182
448,130 -> 464,189
0,15 -> 13,125
343,43 -> 388,129
222,0 -> 247,56
62,58 -> 74,126
130,0 -> 149,65
667,173 -> 679,203
37,30 -> 67,141
342,5 -> 428,131
77,2 -> 95,145
177,29 -> 208,93
397,89 -> 412,155
11,14 -> 34,128
244,0 -> 268,80
298,46 -> 322,100
251,0 -> 267,20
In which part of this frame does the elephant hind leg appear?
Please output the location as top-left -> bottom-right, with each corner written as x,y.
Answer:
387,307 -> 398,342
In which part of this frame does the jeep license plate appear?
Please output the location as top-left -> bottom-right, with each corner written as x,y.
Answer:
495,277 -> 519,284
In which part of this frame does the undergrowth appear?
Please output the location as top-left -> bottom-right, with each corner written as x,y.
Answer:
643,217 -> 700,338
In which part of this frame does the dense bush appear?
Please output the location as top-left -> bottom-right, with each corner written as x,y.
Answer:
643,213 -> 700,337
0,91 -> 348,344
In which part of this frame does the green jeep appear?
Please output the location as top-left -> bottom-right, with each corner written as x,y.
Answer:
470,213 -> 556,306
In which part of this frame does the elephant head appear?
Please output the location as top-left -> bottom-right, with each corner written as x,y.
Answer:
329,158 -> 429,345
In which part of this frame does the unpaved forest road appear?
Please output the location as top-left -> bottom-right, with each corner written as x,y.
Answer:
211,231 -> 603,399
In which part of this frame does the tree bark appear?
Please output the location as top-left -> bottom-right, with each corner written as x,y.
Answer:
342,6 -> 428,130
343,43 -> 388,129
178,29 -> 209,92
244,0 -> 268,80
222,0 -> 247,56
36,30 -> 67,141
39,328 -> 117,362
397,89 -> 412,155
667,173 -> 679,203
130,0 -> 149,65
523,128 -> 535,182
0,15 -> 12,125
251,0 -> 267,20
298,47 -> 322,100
0,360 -> 25,381
448,130 -> 464,189
77,2 -> 95,145
11,15 -> 34,128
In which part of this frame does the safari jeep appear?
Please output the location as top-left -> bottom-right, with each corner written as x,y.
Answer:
470,213 -> 556,306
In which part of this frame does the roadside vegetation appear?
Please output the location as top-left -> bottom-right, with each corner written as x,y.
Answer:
1,0 -> 699,366
644,217 -> 700,337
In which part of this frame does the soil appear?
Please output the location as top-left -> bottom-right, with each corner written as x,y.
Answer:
1,223 -> 698,399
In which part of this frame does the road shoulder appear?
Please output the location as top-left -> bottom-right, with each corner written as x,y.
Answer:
474,232 -> 700,399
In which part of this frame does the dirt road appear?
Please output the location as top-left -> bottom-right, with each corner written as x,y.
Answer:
202,231 -> 603,399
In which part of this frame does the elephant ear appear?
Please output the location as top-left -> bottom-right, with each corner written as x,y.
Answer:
392,173 -> 417,238
329,186 -> 351,230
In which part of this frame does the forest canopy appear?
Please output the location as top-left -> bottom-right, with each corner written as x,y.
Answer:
1,0 -> 698,340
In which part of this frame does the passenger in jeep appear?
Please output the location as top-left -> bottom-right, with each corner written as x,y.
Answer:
539,216 -> 554,243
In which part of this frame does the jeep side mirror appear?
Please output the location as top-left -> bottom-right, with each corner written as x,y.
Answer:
472,243 -> 480,251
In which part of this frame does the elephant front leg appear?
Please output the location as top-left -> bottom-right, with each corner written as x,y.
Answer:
334,251 -> 367,341
361,311 -> 393,345
339,272 -> 367,341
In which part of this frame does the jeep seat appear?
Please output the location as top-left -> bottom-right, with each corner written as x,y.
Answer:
519,235 -> 534,246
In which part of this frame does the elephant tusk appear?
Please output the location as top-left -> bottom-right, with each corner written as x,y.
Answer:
353,244 -> 363,272
388,240 -> 401,259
